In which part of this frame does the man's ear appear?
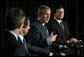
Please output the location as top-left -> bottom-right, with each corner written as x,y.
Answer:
19,24 -> 24,34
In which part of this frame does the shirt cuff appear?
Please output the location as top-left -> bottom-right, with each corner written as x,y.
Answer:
46,38 -> 52,46
49,52 -> 53,56
59,45 -> 63,49
67,40 -> 70,43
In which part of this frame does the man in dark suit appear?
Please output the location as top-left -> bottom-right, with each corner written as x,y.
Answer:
23,17 -> 63,56
15,17 -> 56,56
1,8 -> 56,56
47,5 -> 78,55
1,8 -> 27,56
27,5 -> 57,51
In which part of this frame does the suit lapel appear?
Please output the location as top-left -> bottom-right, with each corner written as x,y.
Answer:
36,20 -> 49,39
53,19 -> 65,33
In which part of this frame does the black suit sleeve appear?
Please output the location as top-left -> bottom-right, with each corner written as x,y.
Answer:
28,45 -> 50,56
13,44 -> 29,56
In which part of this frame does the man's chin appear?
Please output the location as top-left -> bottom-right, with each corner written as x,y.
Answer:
45,21 -> 49,23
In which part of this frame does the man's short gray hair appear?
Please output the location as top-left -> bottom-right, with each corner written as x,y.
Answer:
37,5 -> 51,16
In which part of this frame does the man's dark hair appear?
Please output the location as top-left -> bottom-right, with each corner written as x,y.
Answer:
4,8 -> 25,30
53,5 -> 64,13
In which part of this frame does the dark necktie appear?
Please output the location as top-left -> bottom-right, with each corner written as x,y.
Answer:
18,36 -> 28,51
60,22 -> 64,31
23,39 -> 28,50
17,36 -> 28,54
18,36 -> 22,44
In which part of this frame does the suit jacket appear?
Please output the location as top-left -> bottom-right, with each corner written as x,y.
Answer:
1,30 -> 51,56
47,18 -> 78,55
47,18 -> 71,45
27,20 -> 51,49
1,30 -> 29,56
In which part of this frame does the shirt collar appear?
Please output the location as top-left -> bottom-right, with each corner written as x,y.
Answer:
37,18 -> 45,26
9,31 -> 24,43
9,31 -> 18,41
18,34 -> 24,43
42,23 -> 45,26
54,17 -> 62,24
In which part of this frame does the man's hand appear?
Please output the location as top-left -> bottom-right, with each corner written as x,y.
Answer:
48,32 -> 57,42
68,38 -> 78,43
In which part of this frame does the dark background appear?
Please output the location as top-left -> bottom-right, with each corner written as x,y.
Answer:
1,0 -> 83,40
